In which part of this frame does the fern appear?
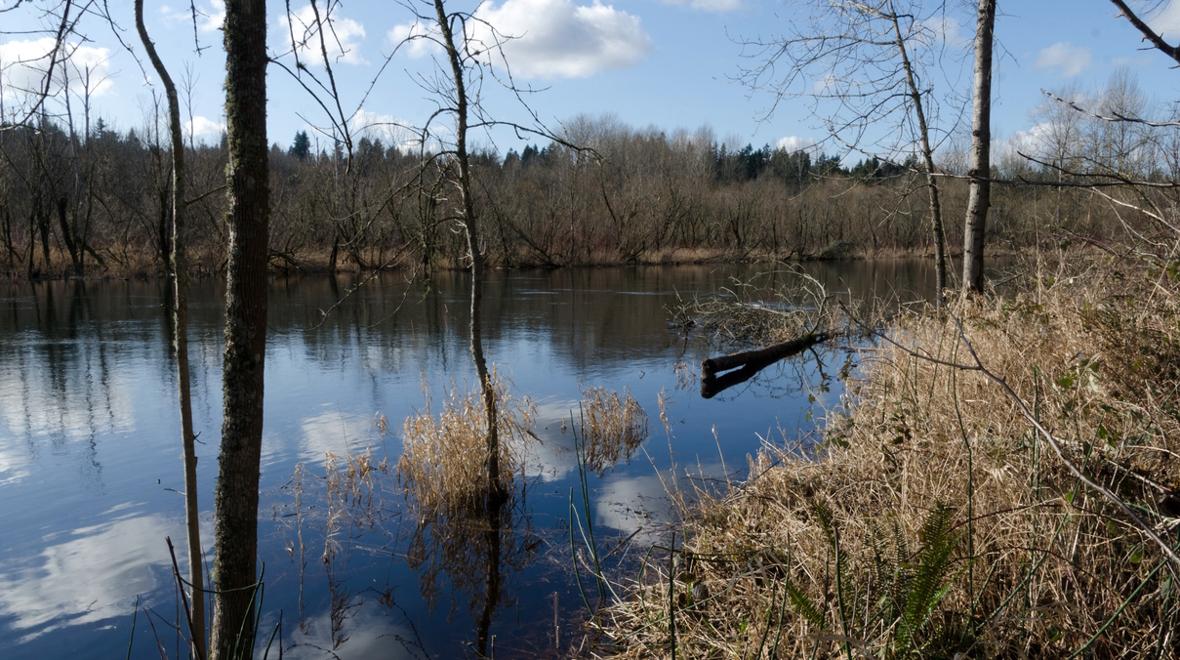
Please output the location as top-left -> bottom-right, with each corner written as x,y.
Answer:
779,502 -> 962,658
782,574 -> 827,630
894,504 -> 961,655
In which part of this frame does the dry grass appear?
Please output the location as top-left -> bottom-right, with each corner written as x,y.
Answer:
321,449 -> 390,563
396,377 -> 536,603
593,258 -> 1180,658
579,387 -> 649,473
396,377 -> 534,516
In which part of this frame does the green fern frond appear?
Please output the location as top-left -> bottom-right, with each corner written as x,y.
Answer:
782,575 -> 827,630
894,503 -> 961,655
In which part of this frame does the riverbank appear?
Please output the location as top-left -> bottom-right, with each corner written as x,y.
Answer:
2,242 -> 1038,283
591,259 -> 1180,657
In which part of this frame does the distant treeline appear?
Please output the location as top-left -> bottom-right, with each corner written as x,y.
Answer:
0,111 -> 1165,278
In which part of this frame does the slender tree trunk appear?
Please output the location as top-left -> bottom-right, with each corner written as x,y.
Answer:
2,207 -> 18,267
432,0 -> 504,502
430,10 -> 507,647
159,184 -> 174,277
210,1 -> 270,658
328,229 -> 339,274
962,0 -> 996,292
55,196 -> 81,276
26,205 -> 37,279
134,3 -> 206,657
888,2 -> 946,301
476,499 -> 503,656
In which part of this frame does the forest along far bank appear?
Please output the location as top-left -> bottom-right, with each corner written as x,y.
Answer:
0,78 -> 1162,281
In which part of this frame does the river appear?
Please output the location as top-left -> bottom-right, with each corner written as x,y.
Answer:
0,262 -> 935,658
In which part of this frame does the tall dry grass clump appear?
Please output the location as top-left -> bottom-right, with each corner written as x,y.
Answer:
580,387 -> 649,473
397,379 -> 534,514
594,259 -> 1180,657
397,379 -> 536,603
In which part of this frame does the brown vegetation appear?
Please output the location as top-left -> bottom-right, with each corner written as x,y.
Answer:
593,259 -> 1180,657
578,387 -> 648,474
2,67 -> 1175,281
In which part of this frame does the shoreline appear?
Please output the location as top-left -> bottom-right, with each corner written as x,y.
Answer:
590,258 -> 1179,657
1,244 -> 1036,284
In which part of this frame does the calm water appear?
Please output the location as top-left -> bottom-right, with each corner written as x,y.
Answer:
0,262 -> 934,658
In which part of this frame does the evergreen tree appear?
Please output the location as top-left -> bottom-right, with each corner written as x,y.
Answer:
289,130 -> 311,160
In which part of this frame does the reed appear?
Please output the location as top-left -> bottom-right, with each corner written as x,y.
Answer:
594,258 -> 1180,657
579,387 -> 648,473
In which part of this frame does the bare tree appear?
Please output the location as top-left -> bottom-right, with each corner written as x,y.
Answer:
961,0 -> 995,292
739,0 -> 960,298
885,0 -> 949,299
209,1 -> 270,658
133,1 -> 206,656
1108,0 -> 1180,66
426,0 -> 504,504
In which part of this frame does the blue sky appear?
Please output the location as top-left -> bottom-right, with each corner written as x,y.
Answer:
1,0 -> 1178,156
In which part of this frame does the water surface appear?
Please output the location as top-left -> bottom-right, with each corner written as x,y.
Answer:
0,262 -> 934,658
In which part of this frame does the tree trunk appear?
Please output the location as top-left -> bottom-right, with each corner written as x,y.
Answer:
888,2 -> 947,301
134,2 -> 206,657
962,0 -> 996,292
55,196 -> 82,276
210,1 -> 270,658
328,229 -> 339,274
159,184 -> 174,277
38,207 -> 52,277
432,0 -> 504,504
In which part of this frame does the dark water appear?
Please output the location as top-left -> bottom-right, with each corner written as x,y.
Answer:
0,262 -> 934,659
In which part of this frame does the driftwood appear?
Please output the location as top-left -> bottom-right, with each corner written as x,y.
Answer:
700,332 -> 830,399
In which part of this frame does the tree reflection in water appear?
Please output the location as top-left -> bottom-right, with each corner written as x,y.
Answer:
398,378 -> 535,657
280,264 -> 703,657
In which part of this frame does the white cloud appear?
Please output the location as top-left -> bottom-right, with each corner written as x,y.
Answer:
387,21 -> 438,58
161,0 -> 224,33
348,108 -> 429,152
508,398 -> 581,481
272,600 -> 420,659
777,135 -> 816,152
660,0 -> 741,11
390,0 -> 650,79
279,3 -> 367,66
1147,0 -> 1180,38
0,349 -> 135,441
811,71 -> 838,95
298,410 -> 376,462
0,446 -> 28,487
917,15 -> 964,48
1001,121 -> 1052,159
1035,42 -> 1091,78
187,114 -> 225,143
0,512 -> 209,641
0,37 -> 113,109
595,463 -> 726,544
595,472 -> 673,544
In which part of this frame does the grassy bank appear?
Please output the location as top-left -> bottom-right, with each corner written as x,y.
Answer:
593,259 -> 1180,657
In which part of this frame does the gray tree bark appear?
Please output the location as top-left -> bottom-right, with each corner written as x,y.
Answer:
887,1 -> 947,300
210,1 -> 270,658
134,2 -> 206,656
962,0 -> 996,292
431,0 -> 504,503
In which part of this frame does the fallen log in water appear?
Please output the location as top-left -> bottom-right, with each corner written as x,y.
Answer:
700,332 -> 830,399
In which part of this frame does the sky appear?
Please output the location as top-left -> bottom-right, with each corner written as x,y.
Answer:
1,0 -> 1179,157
